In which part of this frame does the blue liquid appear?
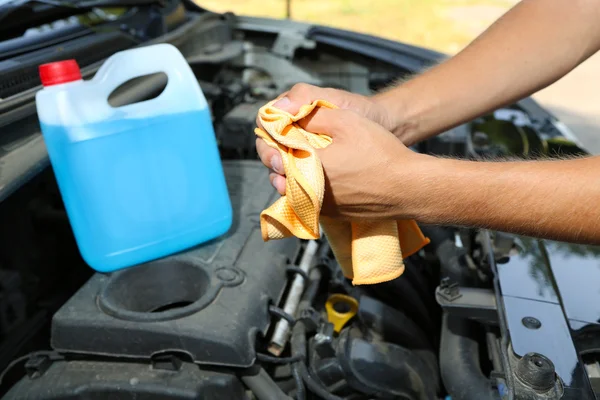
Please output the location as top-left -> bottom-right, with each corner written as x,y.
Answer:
42,110 -> 232,272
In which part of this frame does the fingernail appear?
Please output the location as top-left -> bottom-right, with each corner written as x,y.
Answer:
271,155 -> 283,174
273,96 -> 291,110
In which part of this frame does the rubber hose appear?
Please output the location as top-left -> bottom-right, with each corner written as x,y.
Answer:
290,322 -> 343,400
241,368 -> 293,400
419,225 -> 454,249
245,247 -> 326,399
440,313 -> 495,400
436,240 -> 469,285
291,364 -> 306,400
431,227 -> 496,400
296,362 -> 344,400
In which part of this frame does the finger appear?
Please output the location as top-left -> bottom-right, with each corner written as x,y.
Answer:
256,91 -> 289,129
269,172 -> 286,195
255,138 -> 274,168
272,83 -> 329,114
255,114 -> 262,132
274,90 -> 289,101
256,138 -> 285,175
297,108 -> 351,138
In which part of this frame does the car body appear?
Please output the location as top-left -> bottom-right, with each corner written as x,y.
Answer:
0,1 -> 597,399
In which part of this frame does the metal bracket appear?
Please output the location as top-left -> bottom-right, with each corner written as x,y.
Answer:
478,230 -> 519,266
240,41 -> 321,93
438,277 -> 462,302
272,31 -> 316,58
435,279 -> 498,324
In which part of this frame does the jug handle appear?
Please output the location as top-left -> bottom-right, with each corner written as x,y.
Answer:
93,43 -> 205,113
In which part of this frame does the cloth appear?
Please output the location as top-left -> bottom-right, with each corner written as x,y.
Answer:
254,99 -> 430,285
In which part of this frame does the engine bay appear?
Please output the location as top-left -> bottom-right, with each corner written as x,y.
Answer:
0,9 -> 598,400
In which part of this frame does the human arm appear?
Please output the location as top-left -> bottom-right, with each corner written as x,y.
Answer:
374,0 -> 600,145
285,0 -> 600,143
301,108 -> 600,245
257,0 -> 600,193
400,156 -> 600,244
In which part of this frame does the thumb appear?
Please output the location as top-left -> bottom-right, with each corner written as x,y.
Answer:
298,108 -> 349,139
272,96 -> 297,114
272,84 -> 334,115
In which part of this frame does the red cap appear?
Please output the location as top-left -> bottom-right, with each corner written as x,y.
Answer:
39,60 -> 82,87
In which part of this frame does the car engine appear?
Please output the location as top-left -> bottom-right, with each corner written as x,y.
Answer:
0,9 -> 597,400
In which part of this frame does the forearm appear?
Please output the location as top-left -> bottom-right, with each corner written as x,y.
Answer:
400,155 -> 600,244
373,0 -> 600,146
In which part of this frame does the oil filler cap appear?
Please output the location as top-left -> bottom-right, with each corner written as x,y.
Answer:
39,60 -> 82,87
325,294 -> 358,333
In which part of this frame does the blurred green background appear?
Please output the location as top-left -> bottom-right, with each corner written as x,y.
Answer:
198,0 -> 517,55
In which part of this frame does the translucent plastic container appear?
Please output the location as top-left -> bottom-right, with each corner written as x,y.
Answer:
35,44 -> 232,273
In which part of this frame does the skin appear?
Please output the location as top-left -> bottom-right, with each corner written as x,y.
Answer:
255,0 -> 600,245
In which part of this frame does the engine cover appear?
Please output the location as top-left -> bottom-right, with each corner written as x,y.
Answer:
4,359 -> 247,399
49,160 -> 300,367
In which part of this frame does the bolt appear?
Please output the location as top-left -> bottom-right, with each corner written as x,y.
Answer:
532,357 -> 544,368
522,316 -> 542,330
516,353 -> 555,391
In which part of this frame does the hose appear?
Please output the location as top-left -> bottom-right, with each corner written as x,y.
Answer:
290,322 -> 344,400
241,367 -> 293,400
291,364 -> 306,400
255,353 -> 304,364
419,225 -> 454,249
286,266 -> 309,282
251,264 -> 324,399
432,238 -> 470,285
296,362 -> 343,400
440,313 -> 495,400
288,268 -> 345,400
428,226 -> 496,400
269,305 -> 296,326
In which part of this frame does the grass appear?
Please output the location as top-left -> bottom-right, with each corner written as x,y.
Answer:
196,0 -> 517,55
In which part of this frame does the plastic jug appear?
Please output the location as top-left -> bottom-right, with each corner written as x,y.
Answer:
35,43 -> 233,273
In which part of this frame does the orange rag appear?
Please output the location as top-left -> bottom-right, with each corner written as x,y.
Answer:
254,99 -> 430,285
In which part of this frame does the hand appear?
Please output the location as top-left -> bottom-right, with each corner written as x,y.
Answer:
255,83 -> 392,194
281,106 -> 422,220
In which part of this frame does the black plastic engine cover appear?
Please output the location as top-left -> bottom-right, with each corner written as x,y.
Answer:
50,161 -> 300,367
4,359 -> 247,399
